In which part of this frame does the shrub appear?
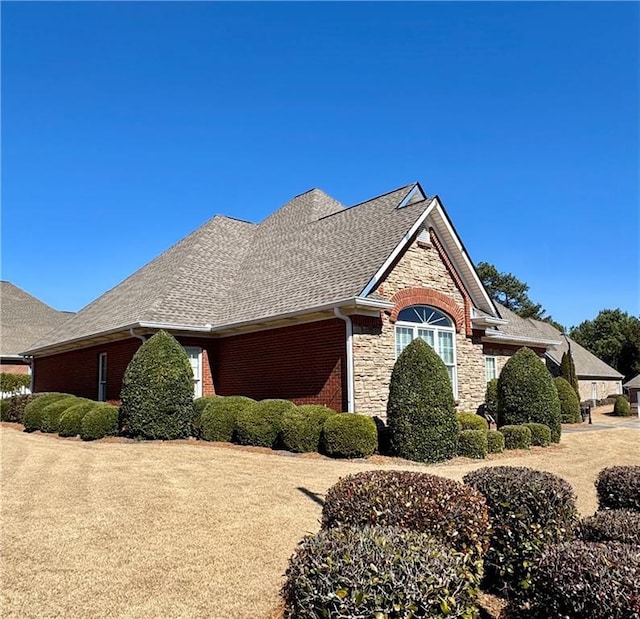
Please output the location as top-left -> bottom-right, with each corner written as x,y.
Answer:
596,465 -> 640,511
487,429 -> 505,454
387,338 -> 458,463
524,541 -> 640,619
80,404 -> 119,441
200,395 -> 255,443
485,377 -> 499,418
522,422 -> 551,447
613,394 -> 632,417
59,401 -> 100,437
0,400 -> 9,421
119,330 -> 195,440
280,404 -> 337,453
321,413 -> 377,459
23,393 -> 71,432
463,466 -> 578,599
559,350 -> 580,398
235,399 -> 295,447
282,526 -> 481,619
6,393 -> 43,423
191,395 -> 220,437
497,347 -> 561,442
578,509 -> 640,546
458,429 -> 488,459
500,424 -> 532,450
0,372 -> 30,394
322,470 -> 490,560
457,411 -> 489,432
554,376 -> 581,423
40,397 -> 82,433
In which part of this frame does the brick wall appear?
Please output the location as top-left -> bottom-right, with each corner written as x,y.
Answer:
214,318 -> 346,412
0,363 -> 30,375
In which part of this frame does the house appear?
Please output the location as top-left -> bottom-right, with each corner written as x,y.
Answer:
23,183 -> 576,415
623,375 -> 640,409
1,281 -> 73,377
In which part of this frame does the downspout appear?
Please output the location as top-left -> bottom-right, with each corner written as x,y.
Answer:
129,327 -> 147,344
334,307 -> 355,413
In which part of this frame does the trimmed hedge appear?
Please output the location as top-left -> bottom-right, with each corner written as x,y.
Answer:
613,394 -> 632,417
524,541 -> 640,619
119,330 -> 195,440
497,347 -> 562,443
522,422 -> 551,447
322,470 -> 490,561
282,526 -> 481,619
596,465 -> 640,511
191,396 -> 220,437
487,429 -> 505,454
457,429 -> 488,459
500,424 -> 532,450
456,411 -> 489,433
281,405 -> 337,453
235,399 -> 295,447
578,509 -> 640,546
387,338 -> 458,463
321,413 -> 377,459
555,376 -> 581,423
23,393 -> 72,432
463,466 -> 578,599
80,404 -> 119,441
485,378 -> 499,418
59,401 -> 100,437
0,400 -> 9,421
40,397 -> 82,433
200,395 -> 255,443
5,393 -> 42,423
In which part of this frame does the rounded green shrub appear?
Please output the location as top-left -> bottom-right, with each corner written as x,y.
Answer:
322,470 -> 490,561
5,393 -> 43,424
578,509 -> 640,546
280,404 -> 337,453
457,411 -> 489,432
500,424 -> 532,450
80,404 -> 119,441
613,394 -> 632,417
200,395 -> 255,443
23,393 -> 71,432
0,400 -> 9,421
525,541 -> 640,619
191,395 -> 220,437
235,399 -> 295,447
59,401 -> 100,437
40,396 -> 83,433
485,377 -> 499,418
463,466 -> 578,600
596,465 -> 640,511
497,347 -> 561,442
457,429 -> 488,459
321,413 -> 377,459
554,376 -> 581,423
487,429 -> 505,454
522,422 -> 551,447
119,330 -> 195,440
282,526 -> 481,619
387,338 -> 458,463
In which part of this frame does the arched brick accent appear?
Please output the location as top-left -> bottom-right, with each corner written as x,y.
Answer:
389,288 -> 466,335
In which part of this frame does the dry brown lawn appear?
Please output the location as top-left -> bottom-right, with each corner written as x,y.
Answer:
2,417 -> 639,619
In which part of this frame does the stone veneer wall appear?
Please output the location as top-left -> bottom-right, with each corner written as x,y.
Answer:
578,379 -> 622,403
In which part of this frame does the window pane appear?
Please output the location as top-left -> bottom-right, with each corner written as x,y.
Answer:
397,305 -> 453,327
417,328 -> 434,347
446,365 -> 455,388
438,331 -> 454,364
395,327 -> 413,357
485,357 -> 497,382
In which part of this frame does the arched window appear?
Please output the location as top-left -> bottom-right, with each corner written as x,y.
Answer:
394,305 -> 457,396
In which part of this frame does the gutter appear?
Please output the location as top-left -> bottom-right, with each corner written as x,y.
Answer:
482,331 -> 562,347
334,307 -> 355,413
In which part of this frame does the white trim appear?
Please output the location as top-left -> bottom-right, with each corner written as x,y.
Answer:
360,198 -> 437,298
183,346 -> 203,398
484,355 -> 498,383
482,331 -> 561,347
334,307 -> 354,413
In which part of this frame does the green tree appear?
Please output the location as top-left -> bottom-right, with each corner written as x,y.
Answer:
570,310 -> 640,381
559,350 -> 579,397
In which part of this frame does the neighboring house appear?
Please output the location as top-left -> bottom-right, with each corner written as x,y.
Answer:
24,183 -> 572,414
1,281 -> 73,377
623,375 -> 640,408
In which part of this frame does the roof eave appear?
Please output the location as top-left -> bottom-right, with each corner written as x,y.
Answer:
482,332 -> 562,348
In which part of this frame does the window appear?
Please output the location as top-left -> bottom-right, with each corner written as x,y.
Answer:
485,356 -> 498,383
183,346 -> 203,398
394,305 -> 457,396
98,353 -> 107,401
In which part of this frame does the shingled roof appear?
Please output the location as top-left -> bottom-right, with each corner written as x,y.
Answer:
0,281 -> 73,357
26,184 -> 442,353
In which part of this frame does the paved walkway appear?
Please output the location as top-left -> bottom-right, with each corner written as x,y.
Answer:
562,408 -> 640,433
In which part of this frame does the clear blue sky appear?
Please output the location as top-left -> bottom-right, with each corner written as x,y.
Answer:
2,2 -> 638,330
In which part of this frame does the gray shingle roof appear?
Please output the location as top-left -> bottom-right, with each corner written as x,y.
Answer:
1,281 -> 73,356
27,184 -> 432,352
624,374 -> 640,388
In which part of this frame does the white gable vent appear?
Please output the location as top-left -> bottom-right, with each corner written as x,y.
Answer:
417,228 -> 432,248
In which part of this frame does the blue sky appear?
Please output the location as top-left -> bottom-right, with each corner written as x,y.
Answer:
2,2 -> 638,329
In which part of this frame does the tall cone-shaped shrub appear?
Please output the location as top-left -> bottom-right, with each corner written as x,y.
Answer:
497,347 -> 562,442
560,350 -> 579,398
387,338 -> 458,462
119,330 -> 195,439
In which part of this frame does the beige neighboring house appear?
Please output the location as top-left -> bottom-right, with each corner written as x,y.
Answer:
623,374 -> 640,409
0,281 -> 73,379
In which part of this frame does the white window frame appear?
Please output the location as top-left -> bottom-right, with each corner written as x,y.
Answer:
394,305 -> 458,398
98,353 -> 107,402
485,356 -> 498,383
183,346 -> 203,398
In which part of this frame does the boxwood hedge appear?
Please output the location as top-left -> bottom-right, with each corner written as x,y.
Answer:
199,395 -> 255,443
457,429 -> 488,459
613,395 -> 632,417
554,376 -> 581,423
487,429 -> 505,454
456,412 -> 489,433
80,404 -> 119,441
321,414 -> 377,459
522,422 -> 551,447
280,404 -> 337,453
59,401 -> 100,437
500,424 -> 532,450
40,397 -> 83,433
235,399 -> 295,448
23,393 -> 71,432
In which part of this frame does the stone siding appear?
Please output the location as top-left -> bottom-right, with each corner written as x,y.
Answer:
578,379 -> 622,403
